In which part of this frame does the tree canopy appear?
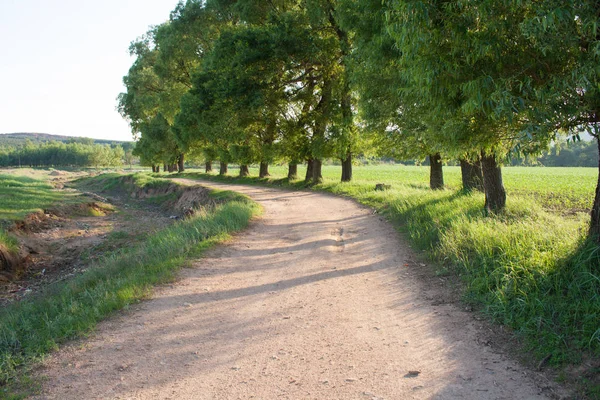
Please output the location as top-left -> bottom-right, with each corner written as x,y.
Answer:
118,0 -> 600,239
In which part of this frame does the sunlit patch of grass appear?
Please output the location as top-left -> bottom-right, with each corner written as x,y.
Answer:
0,174 -> 64,222
182,164 -> 595,213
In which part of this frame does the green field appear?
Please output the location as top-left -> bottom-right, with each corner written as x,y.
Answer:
0,172 -> 69,258
226,164 -> 596,213
0,174 -> 64,222
179,164 -> 600,384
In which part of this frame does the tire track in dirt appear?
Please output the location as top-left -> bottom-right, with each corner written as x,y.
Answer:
34,180 -> 567,399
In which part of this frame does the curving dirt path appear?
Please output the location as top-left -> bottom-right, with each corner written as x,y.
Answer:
34,180 -> 568,399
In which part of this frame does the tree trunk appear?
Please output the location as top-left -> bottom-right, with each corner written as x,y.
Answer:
305,159 -> 314,183
590,136 -> 600,240
331,13 -> 354,184
429,153 -> 444,190
288,163 -> 298,180
259,162 -> 270,178
219,162 -> 228,175
312,159 -> 323,184
177,153 -> 184,173
341,153 -> 352,182
309,78 -> 330,185
163,164 -> 167,173
460,158 -> 484,191
481,152 -> 506,213
239,164 -> 249,177
151,165 -> 156,173
205,161 -> 212,173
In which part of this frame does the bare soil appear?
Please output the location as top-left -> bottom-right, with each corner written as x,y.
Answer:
32,180 -> 573,400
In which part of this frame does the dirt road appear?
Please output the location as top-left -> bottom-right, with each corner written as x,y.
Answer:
34,181 -> 566,399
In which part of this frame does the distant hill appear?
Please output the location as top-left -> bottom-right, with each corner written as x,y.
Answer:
0,132 -> 133,148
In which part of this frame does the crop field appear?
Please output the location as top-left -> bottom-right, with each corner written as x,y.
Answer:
0,173 -> 64,222
199,164 -> 596,213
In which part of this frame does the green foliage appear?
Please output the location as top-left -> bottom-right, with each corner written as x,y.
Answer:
0,133 -> 132,148
0,177 -> 260,394
0,140 -> 126,168
536,140 -> 599,167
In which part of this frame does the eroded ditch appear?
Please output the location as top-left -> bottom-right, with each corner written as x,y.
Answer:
0,177 -> 213,305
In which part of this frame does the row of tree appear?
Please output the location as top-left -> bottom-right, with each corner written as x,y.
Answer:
118,0 -> 600,239
0,140 -> 133,168
513,140 -> 600,167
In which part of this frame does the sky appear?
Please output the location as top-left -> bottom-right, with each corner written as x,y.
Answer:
0,0 -> 181,142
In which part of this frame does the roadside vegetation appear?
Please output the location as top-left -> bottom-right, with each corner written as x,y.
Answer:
0,173 -> 64,222
0,173 -> 260,399
0,172 -> 66,271
176,164 -> 599,393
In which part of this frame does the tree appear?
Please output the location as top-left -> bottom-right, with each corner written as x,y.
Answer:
510,0 -> 600,238
118,23 -> 192,172
381,1 -> 567,212
384,0 -> 600,235
340,0 -> 447,190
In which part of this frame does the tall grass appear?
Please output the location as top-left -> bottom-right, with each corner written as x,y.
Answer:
177,164 -> 599,365
0,182 -> 260,397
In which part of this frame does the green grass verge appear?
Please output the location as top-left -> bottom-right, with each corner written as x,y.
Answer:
0,173 -> 67,263
74,172 -> 173,193
0,179 -> 261,398
175,165 -> 599,367
0,174 -> 64,222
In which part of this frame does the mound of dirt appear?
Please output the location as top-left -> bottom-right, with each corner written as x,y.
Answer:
123,179 -> 214,214
49,170 -> 66,176
172,186 -> 214,212
11,211 -> 65,234
130,185 -> 176,199
0,244 -> 21,282
45,202 -> 114,218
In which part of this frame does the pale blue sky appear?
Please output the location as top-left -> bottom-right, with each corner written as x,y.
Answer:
0,0 -> 180,141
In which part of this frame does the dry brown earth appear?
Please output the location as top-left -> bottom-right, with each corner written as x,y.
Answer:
33,180 -> 570,399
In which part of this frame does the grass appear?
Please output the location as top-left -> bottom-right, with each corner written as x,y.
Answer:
0,174 -> 64,222
0,172 -> 67,262
175,164 -> 599,372
74,171 -> 173,193
0,174 -> 261,399
0,231 -> 18,255
179,164 -> 596,212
